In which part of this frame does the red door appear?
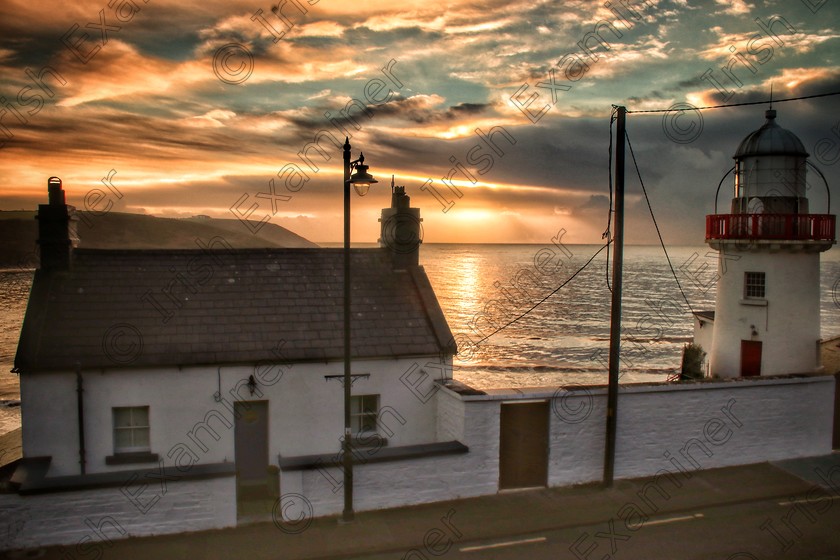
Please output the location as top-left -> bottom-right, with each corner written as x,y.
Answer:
741,341 -> 762,377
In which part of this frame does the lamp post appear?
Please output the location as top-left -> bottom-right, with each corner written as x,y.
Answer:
342,137 -> 377,522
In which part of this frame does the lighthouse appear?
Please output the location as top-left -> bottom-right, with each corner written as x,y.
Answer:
695,109 -> 836,378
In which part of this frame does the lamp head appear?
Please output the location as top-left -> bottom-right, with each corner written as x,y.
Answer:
349,153 -> 378,196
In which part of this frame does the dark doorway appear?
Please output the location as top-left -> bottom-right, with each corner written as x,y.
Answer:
234,401 -> 272,519
740,340 -> 762,377
499,401 -> 549,490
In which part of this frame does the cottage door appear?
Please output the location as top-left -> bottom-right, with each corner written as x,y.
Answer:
234,401 -> 269,502
499,401 -> 549,489
740,340 -> 762,377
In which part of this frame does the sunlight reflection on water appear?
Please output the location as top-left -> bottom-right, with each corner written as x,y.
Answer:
421,243 -> 840,390
0,244 -> 837,431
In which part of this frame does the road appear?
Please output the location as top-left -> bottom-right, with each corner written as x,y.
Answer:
343,494 -> 840,560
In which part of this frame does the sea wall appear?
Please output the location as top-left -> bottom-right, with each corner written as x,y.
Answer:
511,374 -> 831,486
286,374 -> 834,517
283,391 -> 501,517
1,374 -> 834,550
0,475 -> 235,552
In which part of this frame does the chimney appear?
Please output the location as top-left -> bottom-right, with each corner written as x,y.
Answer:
37,177 -> 79,270
379,178 -> 422,269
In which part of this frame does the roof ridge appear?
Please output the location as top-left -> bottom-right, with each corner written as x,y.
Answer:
68,248 -> 399,261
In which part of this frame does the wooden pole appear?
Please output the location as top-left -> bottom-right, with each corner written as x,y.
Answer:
603,106 -> 625,487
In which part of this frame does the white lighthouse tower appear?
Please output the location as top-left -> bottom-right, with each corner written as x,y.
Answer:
696,108 -> 836,378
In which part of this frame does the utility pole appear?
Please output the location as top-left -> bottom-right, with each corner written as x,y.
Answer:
603,105 -> 626,487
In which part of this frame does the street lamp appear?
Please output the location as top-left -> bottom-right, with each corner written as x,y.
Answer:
342,137 -> 378,523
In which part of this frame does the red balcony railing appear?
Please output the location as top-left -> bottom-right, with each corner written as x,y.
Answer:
706,214 -> 836,241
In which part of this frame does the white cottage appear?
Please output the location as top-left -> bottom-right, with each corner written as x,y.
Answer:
10,177 -> 462,537
4,122 -> 837,552
696,109 -> 836,377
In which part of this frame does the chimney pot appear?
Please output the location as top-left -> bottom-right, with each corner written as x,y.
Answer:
48,176 -> 65,206
37,177 -> 78,270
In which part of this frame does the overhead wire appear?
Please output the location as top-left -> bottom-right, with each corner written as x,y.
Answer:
626,91 -> 840,114
471,241 -> 612,347
604,107 -> 616,293
624,128 -> 695,316
623,90 -> 840,312
467,107 -> 620,346
469,91 -> 837,345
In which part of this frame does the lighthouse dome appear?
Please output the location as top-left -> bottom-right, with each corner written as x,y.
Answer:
733,109 -> 808,159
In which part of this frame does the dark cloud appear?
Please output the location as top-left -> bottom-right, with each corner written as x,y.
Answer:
573,194 -> 610,215
1,0 -> 838,244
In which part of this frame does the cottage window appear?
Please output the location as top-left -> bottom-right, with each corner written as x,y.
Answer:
350,395 -> 379,435
113,406 -> 151,454
744,272 -> 766,299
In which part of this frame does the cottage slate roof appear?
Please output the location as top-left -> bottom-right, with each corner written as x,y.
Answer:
15,248 -> 456,372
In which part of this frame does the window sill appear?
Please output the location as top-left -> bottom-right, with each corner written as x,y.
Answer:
105,452 -> 159,465
739,299 -> 768,306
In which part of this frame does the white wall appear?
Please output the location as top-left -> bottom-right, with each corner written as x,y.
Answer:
0,476 -> 235,552
611,378 -> 832,478
19,372 -> 78,474
548,388 -> 606,486
709,249 -> 821,377
283,374 -> 835,517
10,371 -> 834,548
285,392 -> 501,518
19,354 -> 452,478
692,316 -> 713,377
551,375 -> 833,482
554,376 -> 833,483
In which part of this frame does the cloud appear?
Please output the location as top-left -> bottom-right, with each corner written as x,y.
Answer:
713,0 -> 753,16
185,109 -> 237,128
1,0 -> 838,244
573,194 -> 611,216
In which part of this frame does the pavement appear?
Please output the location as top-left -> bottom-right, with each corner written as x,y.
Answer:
7,454 -> 840,560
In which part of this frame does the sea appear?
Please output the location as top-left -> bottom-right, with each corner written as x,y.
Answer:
2,243 -> 839,437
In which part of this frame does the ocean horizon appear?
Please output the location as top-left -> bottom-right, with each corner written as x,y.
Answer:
2,242 -> 839,436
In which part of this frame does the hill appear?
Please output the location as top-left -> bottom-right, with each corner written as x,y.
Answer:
0,211 -> 317,269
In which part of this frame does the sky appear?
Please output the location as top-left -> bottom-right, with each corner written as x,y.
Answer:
0,0 -> 838,244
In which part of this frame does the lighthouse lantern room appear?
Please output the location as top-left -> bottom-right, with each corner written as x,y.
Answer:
696,109 -> 836,378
